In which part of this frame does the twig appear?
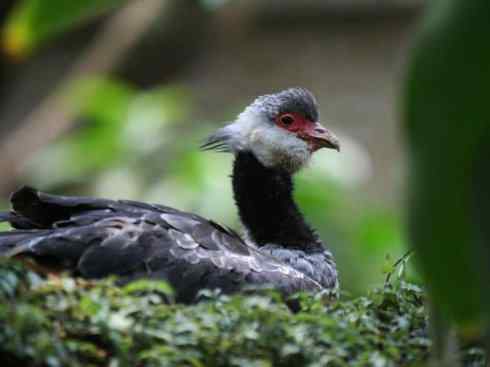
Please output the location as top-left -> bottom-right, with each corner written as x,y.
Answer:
384,249 -> 414,285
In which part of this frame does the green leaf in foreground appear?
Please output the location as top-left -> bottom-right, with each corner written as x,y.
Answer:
403,0 -> 490,328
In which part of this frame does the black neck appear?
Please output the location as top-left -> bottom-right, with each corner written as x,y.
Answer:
232,151 -> 321,249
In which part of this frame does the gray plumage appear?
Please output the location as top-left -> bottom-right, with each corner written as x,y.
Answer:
251,87 -> 319,123
0,187 -> 333,302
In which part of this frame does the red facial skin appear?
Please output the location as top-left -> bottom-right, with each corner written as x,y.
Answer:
274,112 -> 340,152
275,112 -> 311,133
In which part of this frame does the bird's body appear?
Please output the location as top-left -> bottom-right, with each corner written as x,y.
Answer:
0,88 -> 339,301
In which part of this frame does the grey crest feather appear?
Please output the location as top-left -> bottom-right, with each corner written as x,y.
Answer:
200,126 -> 233,153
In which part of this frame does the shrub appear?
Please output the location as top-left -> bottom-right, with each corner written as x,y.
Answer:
0,259 -> 486,367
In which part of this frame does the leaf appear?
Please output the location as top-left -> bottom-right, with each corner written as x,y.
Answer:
403,0 -> 490,327
3,0 -> 125,58
122,279 -> 174,297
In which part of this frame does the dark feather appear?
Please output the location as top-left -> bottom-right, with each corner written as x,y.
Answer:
0,187 -> 326,301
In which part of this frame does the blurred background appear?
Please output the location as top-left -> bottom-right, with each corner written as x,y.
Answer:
0,0 -> 425,295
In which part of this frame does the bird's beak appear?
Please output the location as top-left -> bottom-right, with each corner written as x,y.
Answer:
301,122 -> 340,152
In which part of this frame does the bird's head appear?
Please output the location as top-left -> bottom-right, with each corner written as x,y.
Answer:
202,87 -> 340,173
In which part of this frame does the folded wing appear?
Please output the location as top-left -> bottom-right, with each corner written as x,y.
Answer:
0,187 -> 321,301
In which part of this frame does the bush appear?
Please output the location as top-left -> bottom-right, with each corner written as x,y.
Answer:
0,259 -> 486,367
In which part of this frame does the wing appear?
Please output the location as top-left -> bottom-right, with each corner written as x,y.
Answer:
0,187 -> 321,301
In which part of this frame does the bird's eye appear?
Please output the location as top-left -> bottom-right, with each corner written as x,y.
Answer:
279,114 -> 295,126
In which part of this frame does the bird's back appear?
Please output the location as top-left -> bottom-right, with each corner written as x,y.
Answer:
0,187 -> 322,302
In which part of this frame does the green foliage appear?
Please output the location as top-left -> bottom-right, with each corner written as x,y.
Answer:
23,80 -> 189,190
0,259 -> 443,367
403,0 -> 490,328
2,0 -> 124,57
1,259 -> 487,366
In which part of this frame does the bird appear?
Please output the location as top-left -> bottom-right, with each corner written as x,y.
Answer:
0,87 -> 340,303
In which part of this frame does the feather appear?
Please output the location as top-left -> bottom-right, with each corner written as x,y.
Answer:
200,126 -> 234,152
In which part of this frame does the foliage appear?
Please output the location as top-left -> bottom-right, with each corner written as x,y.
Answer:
22,80 -> 190,190
0,259 -> 441,367
0,259 -> 483,367
403,0 -> 490,329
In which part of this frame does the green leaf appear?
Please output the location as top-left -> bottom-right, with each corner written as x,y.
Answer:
3,0 -> 125,57
403,0 -> 490,328
122,279 -> 174,297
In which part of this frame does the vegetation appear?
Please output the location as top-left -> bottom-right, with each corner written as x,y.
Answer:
403,0 -> 490,348
1,258 -> 485,367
